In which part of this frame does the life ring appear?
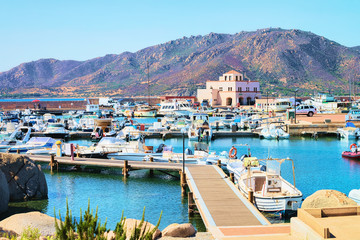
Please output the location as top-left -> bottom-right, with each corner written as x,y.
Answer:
229,147 -> 237,158
350,143 -> 357,151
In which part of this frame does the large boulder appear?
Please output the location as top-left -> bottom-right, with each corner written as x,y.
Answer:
124,218 -> 161,240
0,171 -> 9,213
0,153 -> 47,201
162,223 -> 196,238
302,190 -> 357,209
0,211 -> 58,236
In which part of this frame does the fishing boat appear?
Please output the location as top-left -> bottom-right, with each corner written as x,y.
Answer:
342,143 -> 360,159
337,122 -> 360,139
228,157 -> 302,214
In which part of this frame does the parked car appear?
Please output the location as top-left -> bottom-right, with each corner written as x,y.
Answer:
295,105 -> 317,117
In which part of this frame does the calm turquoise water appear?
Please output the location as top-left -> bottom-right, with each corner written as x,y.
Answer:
3,117 -> 360,231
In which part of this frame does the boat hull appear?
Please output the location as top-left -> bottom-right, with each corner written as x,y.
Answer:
342,151 -> 360,159
239,187 -> 302,213
107,153 -> 163,161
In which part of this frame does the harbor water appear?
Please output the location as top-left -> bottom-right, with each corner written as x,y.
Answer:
3,117 -> 360,231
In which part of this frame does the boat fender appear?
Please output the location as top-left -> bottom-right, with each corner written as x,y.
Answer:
229,146 -> 237,158
350,143 -> 357,152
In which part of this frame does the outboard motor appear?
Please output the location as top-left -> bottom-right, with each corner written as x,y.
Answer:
185,148 -> 193,155
156,143 -> 166,153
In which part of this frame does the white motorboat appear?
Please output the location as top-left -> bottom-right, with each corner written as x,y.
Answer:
349,189 -> 360,205
260,124 -> 289,139
158,100 -> 193,116
91,119 -> 117,140
0,122 -> 18,137
152,145 -> 207,164
337,122 -> 359,139
8,137 -> 56,153
77,137 -> 125,158
107,140 -> 163,161
147,122 -> 169,133
117,126 -> 141,141
79,115 -> 96,132
188,113 -> 213,141
228,157 -> 302,214
133,105 -> 157,117
43,123 -> 69,139
220,112 -> 236,128
0,125 -> 34,152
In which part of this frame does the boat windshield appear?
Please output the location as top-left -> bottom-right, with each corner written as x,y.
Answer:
48,124 -> 64,128
266,160 -> 281,175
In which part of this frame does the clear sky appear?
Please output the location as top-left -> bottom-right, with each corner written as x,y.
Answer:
1,0 -> 359,72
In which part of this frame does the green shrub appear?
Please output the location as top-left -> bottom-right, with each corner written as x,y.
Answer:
54,200 -> 162,240
20,226 -> 41,240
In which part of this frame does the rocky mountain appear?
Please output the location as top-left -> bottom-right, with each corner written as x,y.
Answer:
1,28 -> 359,97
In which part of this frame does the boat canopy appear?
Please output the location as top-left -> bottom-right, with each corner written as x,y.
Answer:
27,137 -> 56,144
98,137 -> 125,145
346,122 -> 356,128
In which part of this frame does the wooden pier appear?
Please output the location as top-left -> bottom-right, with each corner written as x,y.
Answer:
29,154 -> 185,172
186,165 -> 291,239
25,154 -> 292,239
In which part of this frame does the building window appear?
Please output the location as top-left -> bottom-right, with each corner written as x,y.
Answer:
246,87 -> 250,91
254,87 -> 257,92
228,87 -> 232,91
238,87 -> 242,92
236,76 -> 238,81
240,76 -> 242,81
229,76 -> 232,80
224,76 -> 227,81
219,87 -> 223,91
214,99 -> 217,101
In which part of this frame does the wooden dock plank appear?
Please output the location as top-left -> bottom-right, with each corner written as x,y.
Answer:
27,154 -> 191,171
186,165 -> 269,228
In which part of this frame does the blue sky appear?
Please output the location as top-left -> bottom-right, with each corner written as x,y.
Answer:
1,0 -> 359,72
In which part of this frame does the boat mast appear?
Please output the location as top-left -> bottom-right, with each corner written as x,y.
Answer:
147,60 -> 150,106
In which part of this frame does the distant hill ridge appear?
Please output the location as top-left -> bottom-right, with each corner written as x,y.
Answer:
0,28 -> 359,97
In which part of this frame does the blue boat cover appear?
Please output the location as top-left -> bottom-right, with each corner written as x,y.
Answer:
346,122 -> 356,128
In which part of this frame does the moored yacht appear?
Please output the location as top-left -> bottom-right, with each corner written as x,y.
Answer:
228,157 -> 302,214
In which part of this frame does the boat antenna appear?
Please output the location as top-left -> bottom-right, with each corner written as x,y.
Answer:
147,60 -> 150,106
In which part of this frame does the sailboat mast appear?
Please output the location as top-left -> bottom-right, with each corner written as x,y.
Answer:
147,60 -> 150,106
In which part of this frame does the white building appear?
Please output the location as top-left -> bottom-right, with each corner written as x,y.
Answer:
197,70 -> 261,107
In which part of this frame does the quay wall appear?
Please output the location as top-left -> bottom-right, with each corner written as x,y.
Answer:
0,100 -> 88,110
288,122 -> 360,136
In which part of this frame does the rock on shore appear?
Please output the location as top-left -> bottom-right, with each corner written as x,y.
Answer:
0,211 -> 58,237
302,190 -> 357,208
0,171 -> 9,213
0,153 -> 47,201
